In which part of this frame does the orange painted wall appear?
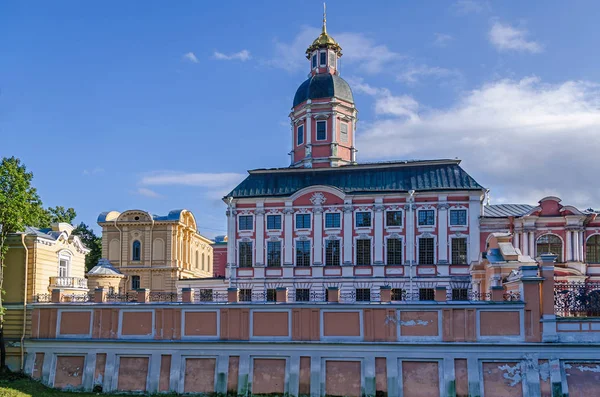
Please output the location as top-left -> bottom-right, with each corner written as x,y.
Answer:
482,362 -> 523,397
121,312 -> 153,336
59,311 -> 90,335
183,358 -> 215,393
299,357 -> 311,395
375,357 -> 387,395
117,357 -> 149,392
54,356 -> 85,389
565,363 -> 600,397
155,308 -> 181,340
400,311 -> 438,337
159,355 -> 171,393
252,358 -> 286,395
292,308 -> 320,341
480,311 -> 520,336
326,360 -> 361,397
323,312 -> 361,337
253,312 -> 289,337
454,359 -> 468,397
227,356 -> 239,395
184,311 -> 217,336
220,308 -> 249,340
364,309 -> 396,341
402,361 -> 440,397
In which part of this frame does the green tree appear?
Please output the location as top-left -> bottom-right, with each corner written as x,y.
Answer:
73,222 -> 101,271
0,157 -> 47,371
45,206 -> 77,225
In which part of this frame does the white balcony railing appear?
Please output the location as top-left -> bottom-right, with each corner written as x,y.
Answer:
49,277 -> 88,290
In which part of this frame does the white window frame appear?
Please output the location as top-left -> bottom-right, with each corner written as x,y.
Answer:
354,210 -> 374,230
354,236 -> 373,266
237,213 -> 254,233
316,120 -> 327,141
385,209 -> 404,229
384,235 -> 404,265
265,213 -> 283,232
319,50 -> 327,66
294,238 -> 312,267
416,234 -> 437,265
449,235 -> 469,265
237,239 -> 254,268
58,251 -> 71,278
297,125 -> 304,146
416,207 -> 436,228
294,212 -> 312,231
323,236 -> 342,266
324,211 -> 342,230
448,207 -> 468,228
266,239 -> 283,267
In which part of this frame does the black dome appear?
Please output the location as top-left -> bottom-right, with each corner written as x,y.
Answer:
293,74 -> 354,108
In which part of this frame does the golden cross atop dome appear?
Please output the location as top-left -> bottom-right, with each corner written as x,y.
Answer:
305,3 -> 342,58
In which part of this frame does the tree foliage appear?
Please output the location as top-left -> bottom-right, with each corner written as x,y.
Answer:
45,206 -> 77,225
73,222 -> 102,271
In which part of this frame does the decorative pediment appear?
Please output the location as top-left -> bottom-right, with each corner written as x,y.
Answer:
310,192 -> 327,206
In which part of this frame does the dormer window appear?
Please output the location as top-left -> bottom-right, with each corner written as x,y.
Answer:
312,54 -> 317,69
297,125 -> 304,146
320,52 -> 327,66
316,121 -> 327,141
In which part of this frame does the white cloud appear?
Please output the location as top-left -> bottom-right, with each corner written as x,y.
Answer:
452,0 -> 491,15
433,33 -> 454,47
397,65 -> 461,85
141,171 -> 245,188
82,167 -> 104,176
182,52 -> 199,63
489,22 -> 543,53
136,187 -> 161,198
213,50 -> 251,61
357,77 -> 600,207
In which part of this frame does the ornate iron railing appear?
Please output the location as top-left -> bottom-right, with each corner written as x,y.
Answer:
555,282 -> 600,317
149,292 -> 179,302
194,291 -> 228,303
503,291 -> 521,302
105,291 -> 138,303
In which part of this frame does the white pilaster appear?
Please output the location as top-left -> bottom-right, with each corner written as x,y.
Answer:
438,199 -> 448,264
523,232 -> 529,256
255,204 -> 265,266
515,232 -> 520,252
579,231 -> 585,262
284,203 -> 294,265
226,205 -> 236,274
529,231 -> 535,258
306,112 -> 312,145
405,204 -> 415,264
331,111 -> 337,143
314,208 -> 323,265
374,200 -> 384,264
566,231 -> 572,262
468,195 -> 481,263
343,201 -> 353,265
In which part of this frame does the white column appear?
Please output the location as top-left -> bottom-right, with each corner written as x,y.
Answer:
374,201 -> 384,264
566,231 -> 572,262
314,207 -> 323,264
343,202 -> 353,265
515,232 -> 520,252
438,201 -> 448,264
226,207 -> 236,270
580,231 -> 585,262
305,113 -> 312,145
529,232 -> 535,258
284,203 -> 293,265
255,205 -> 265,266
522,232 -> 529,256
468,195 -> 481,263
331,111 -> 337,143
512,232 -> 517,248
573,230 -> 580,262
405,204 -> 414,264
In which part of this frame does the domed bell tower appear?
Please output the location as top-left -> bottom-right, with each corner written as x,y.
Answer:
289,5 -> 358,168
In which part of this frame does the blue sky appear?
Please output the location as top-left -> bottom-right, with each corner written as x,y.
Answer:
2,1 -> 600,238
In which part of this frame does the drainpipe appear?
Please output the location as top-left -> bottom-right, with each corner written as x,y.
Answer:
20,233 -> 28,371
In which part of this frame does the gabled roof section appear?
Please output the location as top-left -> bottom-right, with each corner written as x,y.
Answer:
227,159 -> 485,199
483,204 -> 535,218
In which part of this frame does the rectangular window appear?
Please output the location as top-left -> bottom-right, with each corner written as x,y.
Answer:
198,289 -> 213,302
386,238 -> 403,265
238,241 -> 253,267
266,214 -> 281,230
451,238 -> 468,265
325,212 -> 340,228
386,211 -> 403,227
312,54 -> 317,68
450,209 -> 467,226
239,289 -> 252,302
296,213 -> 311,229
391,288 -> 405,301
340,123 -> 348,143
419,288 -> 435,301
355,212 -> 372,228
356,239 -> 371,265
131,275 -> 140,290
267,241 -> 282,267
320,51 -> 327,66
295,288 -> 310,302
325,240 -> 340,266
59,259 -> 69,278
452,288 -> 469,301
266,289 -> 277,302
418,210 -> 435,226
418,237 -> 435,264
316,121 -> 326,141
296,240 -> 311,266
297,125 -> 304,146
238,215 -> 253,230
356,288 -> 371,302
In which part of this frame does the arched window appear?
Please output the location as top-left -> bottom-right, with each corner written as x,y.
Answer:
536,234 -> 562,262
587,235 -> 600,264
132,240 -> 141,261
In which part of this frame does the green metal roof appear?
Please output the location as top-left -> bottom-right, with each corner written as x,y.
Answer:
227,160 -> 484,199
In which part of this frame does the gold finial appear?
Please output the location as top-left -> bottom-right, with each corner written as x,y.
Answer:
323,3 -> 327,34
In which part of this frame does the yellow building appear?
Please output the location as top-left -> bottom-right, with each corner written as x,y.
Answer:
2,223 -> 89,369
97,209 -> 213,292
